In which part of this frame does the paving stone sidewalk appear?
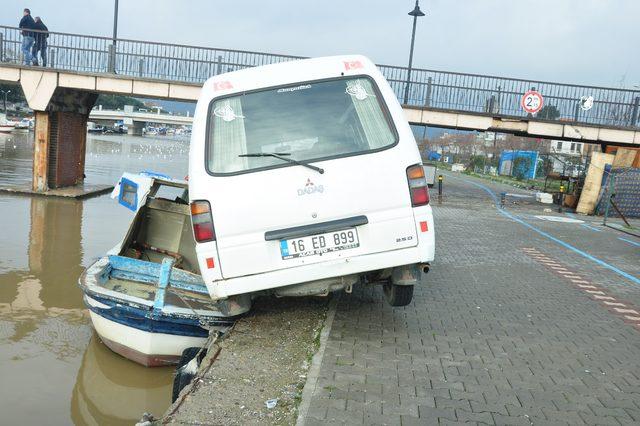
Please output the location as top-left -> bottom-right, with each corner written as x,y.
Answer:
300,175 -> 640,425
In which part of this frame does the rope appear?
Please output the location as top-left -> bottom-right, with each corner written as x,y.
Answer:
166,286 -> 234,331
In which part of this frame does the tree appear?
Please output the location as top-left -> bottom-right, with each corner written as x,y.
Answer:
469,155 -> 486,172
0,83 -> 25,103
96,94 -> 145,110
537,105 -> 560,120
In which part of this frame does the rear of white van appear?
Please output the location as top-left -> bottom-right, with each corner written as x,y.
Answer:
188,55 -> 434,306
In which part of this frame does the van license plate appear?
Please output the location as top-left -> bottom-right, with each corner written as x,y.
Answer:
280,229 -> 359,260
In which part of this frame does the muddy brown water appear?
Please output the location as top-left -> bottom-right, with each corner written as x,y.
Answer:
1,131 -> 191,425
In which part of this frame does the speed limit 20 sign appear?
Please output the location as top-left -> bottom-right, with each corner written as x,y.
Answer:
521,90 -> 544,114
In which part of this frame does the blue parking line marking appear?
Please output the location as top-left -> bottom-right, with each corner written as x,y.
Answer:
580,223 -> 602,232
565,212 -> 601,232
565,212 -> 601,231
454,176 -> 640,286
619,237 -> 640,248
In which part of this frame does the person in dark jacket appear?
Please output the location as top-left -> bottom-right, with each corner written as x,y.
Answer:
19,8 -> 36,65
31,17 -> 49,67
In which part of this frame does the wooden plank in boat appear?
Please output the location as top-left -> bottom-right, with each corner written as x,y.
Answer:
108,255 -> 208,294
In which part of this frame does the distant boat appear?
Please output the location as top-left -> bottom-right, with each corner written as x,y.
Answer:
87,123 -> 107,134
14,119 -> 31,132
0,113 -> 14,133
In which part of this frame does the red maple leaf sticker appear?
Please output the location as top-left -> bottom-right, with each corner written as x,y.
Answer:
343,61 -> 363,71
213,81 -> 233,91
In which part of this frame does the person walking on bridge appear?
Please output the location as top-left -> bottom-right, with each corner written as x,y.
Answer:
18,8 -> 36,65
32,17 -> 49,67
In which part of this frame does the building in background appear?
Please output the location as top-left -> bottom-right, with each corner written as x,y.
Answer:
545,140 -> 591,177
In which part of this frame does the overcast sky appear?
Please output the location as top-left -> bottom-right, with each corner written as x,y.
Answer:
4,0 -> 639,88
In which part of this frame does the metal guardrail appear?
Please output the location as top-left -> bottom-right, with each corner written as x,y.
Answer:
379,65 -> 640,129
1,25 -> 639,129
0,26 -> 301,81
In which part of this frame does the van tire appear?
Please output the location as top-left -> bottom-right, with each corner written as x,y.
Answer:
172,347 -> 204,402
383,283 -> 413,307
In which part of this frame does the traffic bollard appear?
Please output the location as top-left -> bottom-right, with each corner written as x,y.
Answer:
438,175 -> 443,196
558,185 -> 565,213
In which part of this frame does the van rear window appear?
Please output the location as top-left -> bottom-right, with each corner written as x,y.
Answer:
206,77 -> 397,174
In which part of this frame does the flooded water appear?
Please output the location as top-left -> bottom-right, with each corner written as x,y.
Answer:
0,132 -> 191,424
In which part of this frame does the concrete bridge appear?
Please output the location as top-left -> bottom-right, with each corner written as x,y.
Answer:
89,108 -> 193,135
0,24 -> 639,192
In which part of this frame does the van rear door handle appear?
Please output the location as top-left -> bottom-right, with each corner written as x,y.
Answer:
264,215 -> 368,241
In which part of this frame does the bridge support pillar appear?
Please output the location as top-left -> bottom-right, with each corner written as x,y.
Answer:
33,110 -> 92,190
33,111 -> 50,192
28,86 -> 98,192
127,121 -> 145,136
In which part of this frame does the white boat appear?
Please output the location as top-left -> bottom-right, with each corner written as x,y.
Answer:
80,256 -> 234,367
0,113 -> 13,133
78,174 -> 249,367
14,118 -> 32,131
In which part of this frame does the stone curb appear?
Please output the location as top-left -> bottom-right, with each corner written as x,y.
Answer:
295,295 -> 339,426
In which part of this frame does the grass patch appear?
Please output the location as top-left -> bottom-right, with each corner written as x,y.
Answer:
462,170 -> 561,192
291,300 -> 331,418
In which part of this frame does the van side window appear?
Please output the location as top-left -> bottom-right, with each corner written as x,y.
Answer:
206,77 -> 397,175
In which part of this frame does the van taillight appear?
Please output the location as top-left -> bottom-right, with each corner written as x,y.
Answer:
190,201 -> 215,242
406,164 -> 430,207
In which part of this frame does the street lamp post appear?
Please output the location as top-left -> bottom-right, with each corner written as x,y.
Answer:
404,0 -> 425,105
0,90 -> 9,114
112,0 -> 119,44
108,0 -> 119,73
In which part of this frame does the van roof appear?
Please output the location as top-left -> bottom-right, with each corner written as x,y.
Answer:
201,55 -> 379,98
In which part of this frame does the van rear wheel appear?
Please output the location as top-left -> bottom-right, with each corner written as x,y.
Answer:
383,283 -> 413,307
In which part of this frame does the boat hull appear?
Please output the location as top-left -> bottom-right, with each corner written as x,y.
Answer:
84,294 -> 211,367
88,310 -> 206,367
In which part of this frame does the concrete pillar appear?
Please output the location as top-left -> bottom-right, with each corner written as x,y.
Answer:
33,111 -> 50,192
127,121 -> 144,136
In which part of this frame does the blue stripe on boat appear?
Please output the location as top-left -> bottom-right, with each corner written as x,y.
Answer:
152,258 -> 174,316
85,293 -> 210,338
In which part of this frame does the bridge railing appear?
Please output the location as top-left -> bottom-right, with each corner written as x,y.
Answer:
0,25 -> 301,80
1,25 -> 639,129
380,65 -> 640,129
